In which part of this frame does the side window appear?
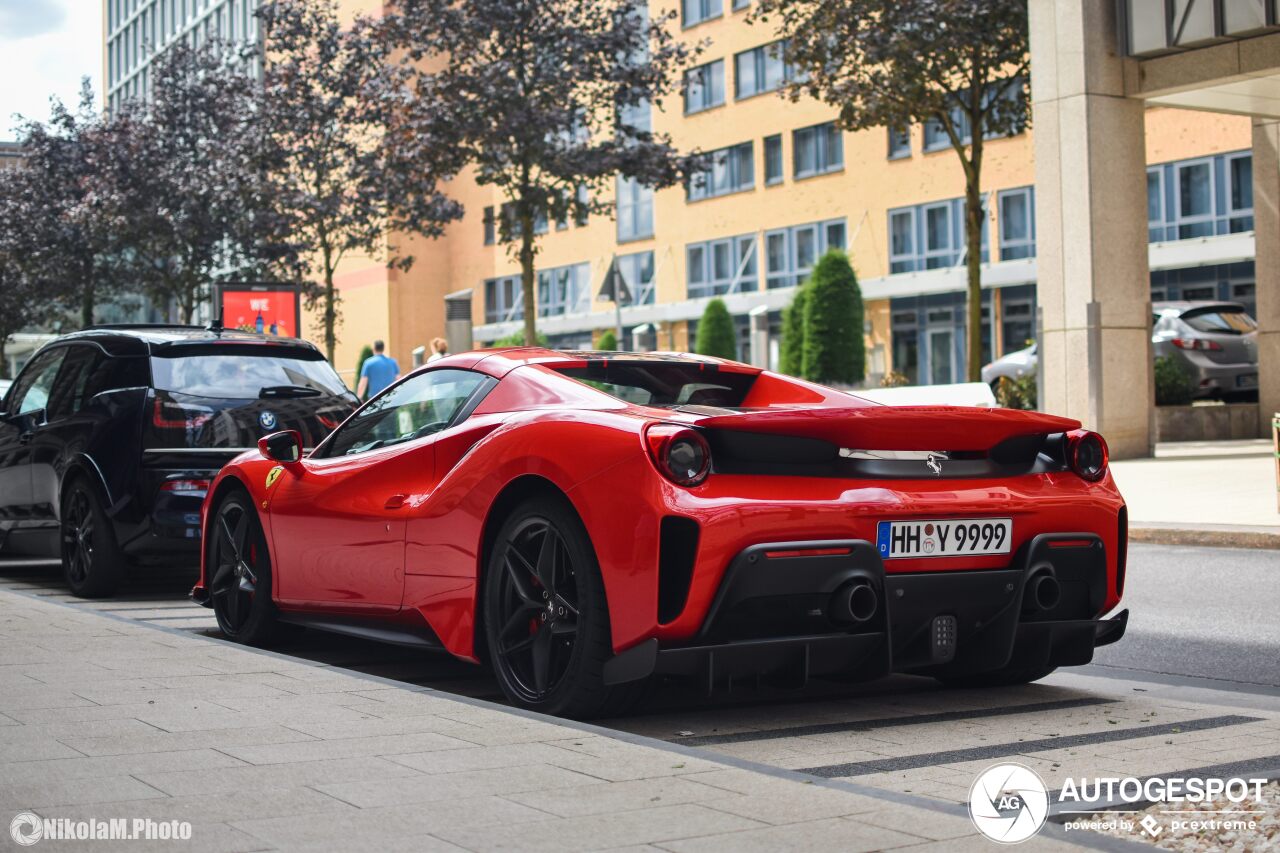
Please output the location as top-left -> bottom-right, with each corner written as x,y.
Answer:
46,347 -> 101,421
319,369 -> 492,458
9,348 -> 69,417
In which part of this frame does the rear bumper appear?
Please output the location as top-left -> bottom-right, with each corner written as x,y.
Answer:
603,533 -> 1126,687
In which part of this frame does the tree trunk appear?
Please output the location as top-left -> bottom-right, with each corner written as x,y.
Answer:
80,278 -> 95,329
963,131 -> 986,383
322,245 -> 337,363
519,209 -> 537,346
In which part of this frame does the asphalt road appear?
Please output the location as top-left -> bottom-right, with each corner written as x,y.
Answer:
1091,543 -> 1280,689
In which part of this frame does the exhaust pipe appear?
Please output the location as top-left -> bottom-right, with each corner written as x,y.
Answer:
831,580 -> 879,624
1024,566 -> 1061,613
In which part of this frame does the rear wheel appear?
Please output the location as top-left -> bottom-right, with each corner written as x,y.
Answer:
61,479 -> 124,598
483,496 -> 635,718
209,491 -> 276,645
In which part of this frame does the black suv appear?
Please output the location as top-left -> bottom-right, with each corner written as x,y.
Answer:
0,325 -> 357,596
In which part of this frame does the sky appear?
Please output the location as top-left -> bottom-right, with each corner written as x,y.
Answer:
0,0 -> 103,138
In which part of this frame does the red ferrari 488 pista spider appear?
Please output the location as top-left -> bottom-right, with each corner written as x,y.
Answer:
193,348 -> 1128,718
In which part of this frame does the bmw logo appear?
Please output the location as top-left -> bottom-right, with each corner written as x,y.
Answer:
259,411 -> 278,430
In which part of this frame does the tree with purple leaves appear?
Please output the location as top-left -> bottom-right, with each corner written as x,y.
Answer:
752,0 -> 1030,382
383,0 -> 704,345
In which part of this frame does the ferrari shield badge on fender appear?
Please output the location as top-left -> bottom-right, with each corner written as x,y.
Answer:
265,466 -> 284,491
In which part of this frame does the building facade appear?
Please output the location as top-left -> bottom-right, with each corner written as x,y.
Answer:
104,0 -> 261,112
319,1 -> 1258,394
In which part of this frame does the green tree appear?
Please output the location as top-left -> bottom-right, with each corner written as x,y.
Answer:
779,285 -> 809,376
492,330 -> 550,348
801,250 -> 865,385
354,344 -> 374,398
596,330 -> 618,351
695,298 -> 737,360
752,0 -> 1028,382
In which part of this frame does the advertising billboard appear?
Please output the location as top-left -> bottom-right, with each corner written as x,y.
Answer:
214,283 -> 302,338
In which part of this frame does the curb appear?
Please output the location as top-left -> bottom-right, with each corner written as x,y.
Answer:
1130,523 -> 1280,550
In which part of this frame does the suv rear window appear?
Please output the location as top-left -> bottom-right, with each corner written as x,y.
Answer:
151,346 -> 349,399
554,363 -> 755,407
1181,307 -> 1257,335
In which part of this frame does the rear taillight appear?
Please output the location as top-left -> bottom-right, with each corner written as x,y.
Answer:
1068,430 -> 1108,482
153,399 -> 213,429
645,424 -> 711,486
160,479 -> 210,493
1171,338 -> 1222,352
317,413 -> 342,430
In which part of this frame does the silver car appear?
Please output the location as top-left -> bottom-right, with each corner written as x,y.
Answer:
981,343 -> 1036,389
1152,301 -> 1258,401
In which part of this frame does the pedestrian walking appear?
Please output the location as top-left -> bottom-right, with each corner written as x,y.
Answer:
356,340 -> 400,400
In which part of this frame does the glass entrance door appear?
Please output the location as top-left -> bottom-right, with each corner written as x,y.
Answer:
928,328 -> 955,385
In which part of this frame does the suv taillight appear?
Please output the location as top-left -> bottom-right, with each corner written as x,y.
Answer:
1171,338 -> 1222,352
153,398 -> 213,429
645,424 -> 711,487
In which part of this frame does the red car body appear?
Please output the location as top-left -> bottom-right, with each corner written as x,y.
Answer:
193,349 -> 1128,713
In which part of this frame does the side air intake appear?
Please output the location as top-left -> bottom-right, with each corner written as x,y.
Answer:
658,516 -> 699,624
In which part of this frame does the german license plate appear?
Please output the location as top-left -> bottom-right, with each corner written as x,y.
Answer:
1236,373 -> 1257,388
876,518 -> 1012,559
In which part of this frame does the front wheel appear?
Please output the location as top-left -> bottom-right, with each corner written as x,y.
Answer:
209,492 -> 277,645
482,496 -> 632,718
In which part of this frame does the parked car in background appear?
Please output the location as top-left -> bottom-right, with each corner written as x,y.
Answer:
981,343 -> 1037,389
0,325 -> 357,597
1152,301 -> 1259,401
980,301 -> 1259,402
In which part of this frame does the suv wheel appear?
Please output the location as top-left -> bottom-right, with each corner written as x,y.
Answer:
61,479 -> 124,598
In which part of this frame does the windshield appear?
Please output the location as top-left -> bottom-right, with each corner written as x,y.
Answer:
1181,307 -> 1257,335
554,364 -> 756,407
151,348 -> 349,399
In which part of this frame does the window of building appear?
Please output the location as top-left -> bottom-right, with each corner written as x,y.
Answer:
617,251 -> 656,305
998,187 -> 1035,260
1147,168 -> 1165,242
889,209 -> 916,274
763,218 -> 846,289
735,41 -> 790,99
923,109 -> 971,152
537,262 -> 591,318
684,60 -> 725,113
733,0 -> 750,8
1176,158 -> 1215,239
763,134 -> 783,185
617,175 -> 654,241
688,142 -> 754,201
483,206 -> 495,246
792,122 -> 842,178
683,0 -> 723,26
686,234 -> 758,298
887,198 -> 988,273
1227,152 -> 1254,232
484,275 -> 523,324
888,127 -> 911,160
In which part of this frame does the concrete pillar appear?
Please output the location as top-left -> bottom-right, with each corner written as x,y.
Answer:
1030,0 -> 1154,458
1251,118 -> 1280,436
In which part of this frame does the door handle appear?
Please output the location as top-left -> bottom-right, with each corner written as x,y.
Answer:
384,494 -> 407,510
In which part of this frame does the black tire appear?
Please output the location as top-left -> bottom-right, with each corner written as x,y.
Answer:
936,664 -> 1057,689
482,495 -> 638,719
60,478 -> 124,598
208,490 -> 277,646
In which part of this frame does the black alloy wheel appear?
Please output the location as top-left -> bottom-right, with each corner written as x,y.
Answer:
492,516 -> 581,702
60,479 -> 122,598
209,493 -> 275,644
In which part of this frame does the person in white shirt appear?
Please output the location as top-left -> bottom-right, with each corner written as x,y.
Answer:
427,337 -> 449,363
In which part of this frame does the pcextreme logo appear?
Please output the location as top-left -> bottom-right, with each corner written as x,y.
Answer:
968,764 -> 1051,844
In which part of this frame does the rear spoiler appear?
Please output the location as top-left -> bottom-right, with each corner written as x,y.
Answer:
695,406 -> 1081,452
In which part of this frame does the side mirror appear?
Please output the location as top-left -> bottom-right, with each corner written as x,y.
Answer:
258,430 -> 303,465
